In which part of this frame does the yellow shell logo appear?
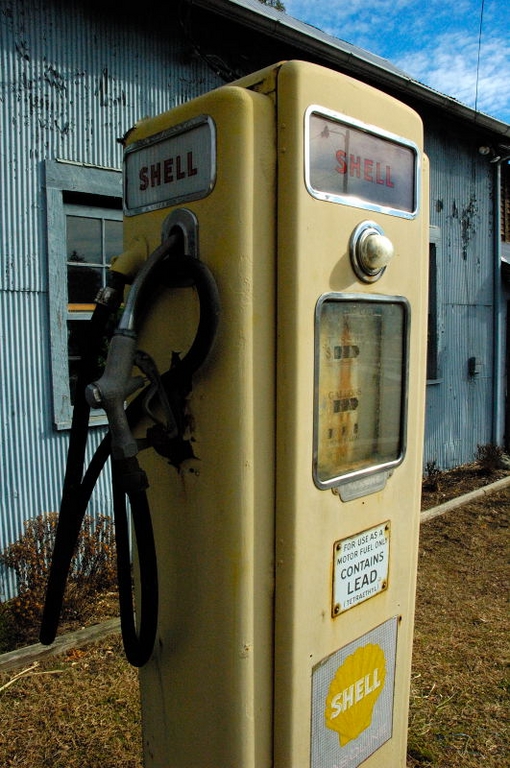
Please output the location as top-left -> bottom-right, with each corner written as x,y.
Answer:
325,643 -> 386,747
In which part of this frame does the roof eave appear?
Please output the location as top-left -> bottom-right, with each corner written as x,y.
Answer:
190,0 -> 510,140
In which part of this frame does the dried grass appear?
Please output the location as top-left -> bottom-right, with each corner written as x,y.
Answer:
407,489 -> 509,766
0,635 -> 142,767
0,478 -> 508,767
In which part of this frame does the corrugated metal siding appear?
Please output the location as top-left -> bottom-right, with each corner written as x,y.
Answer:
0,1 -> 222,292
0,0 -> 503,597
0,0 -> 222,596
0,290 -> 115,594
424,123 -> 496,468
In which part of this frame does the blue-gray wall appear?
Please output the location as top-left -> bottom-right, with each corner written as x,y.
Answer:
424,120 -> 499,468
0,0 -> 507,597
0,0 -> 222,596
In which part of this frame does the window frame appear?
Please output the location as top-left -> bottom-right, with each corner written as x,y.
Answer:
45,160 -> 123,429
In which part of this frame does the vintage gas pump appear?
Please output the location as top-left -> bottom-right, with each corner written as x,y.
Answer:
48,61 -> 428,768
116,61 -> 429,768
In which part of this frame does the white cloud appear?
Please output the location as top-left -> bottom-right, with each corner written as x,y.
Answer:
285,0 -> 415,44
396,31 -> 510,120
285,0 -> 475,47
283,0 -> 510,122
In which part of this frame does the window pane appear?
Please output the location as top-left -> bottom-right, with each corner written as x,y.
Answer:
105,219 -> 123,261
427,243 -> 438,380
68,264 -> 102,303
68,319 -> 93,404
67,216 -> 102,264
67,317 -> 110,404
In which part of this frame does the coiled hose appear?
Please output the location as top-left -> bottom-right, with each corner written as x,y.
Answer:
40,236 -> 220,667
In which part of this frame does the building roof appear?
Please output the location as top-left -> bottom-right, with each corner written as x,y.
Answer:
192,0 -> 510,141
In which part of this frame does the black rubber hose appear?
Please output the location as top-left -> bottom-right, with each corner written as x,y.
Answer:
112,459 -> 159,667
167,255 -> 221,379
40,247 -> 220,665
97,255 -> 220,436
40,299 -> 120,646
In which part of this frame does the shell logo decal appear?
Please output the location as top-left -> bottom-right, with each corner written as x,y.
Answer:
325,643 -> 386,747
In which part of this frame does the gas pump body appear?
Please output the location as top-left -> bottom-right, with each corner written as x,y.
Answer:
121,61 -> 428,768
271,63 -> 428,768
123,84 -> 277,768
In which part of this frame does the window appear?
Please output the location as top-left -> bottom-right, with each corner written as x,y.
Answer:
427,226 -> 442,383
46,160 -> 123,428
65,204 -> 123,404
502,163 -> 510,243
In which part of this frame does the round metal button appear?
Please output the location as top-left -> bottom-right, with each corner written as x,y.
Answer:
350,221 -> 394,283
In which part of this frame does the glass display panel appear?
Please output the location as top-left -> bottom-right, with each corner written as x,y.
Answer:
124,116 -> 215,215
306,109 -> 418,217
314,295 -> 408,488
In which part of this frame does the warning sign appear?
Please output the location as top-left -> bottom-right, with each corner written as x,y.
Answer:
333,523 -> 390,615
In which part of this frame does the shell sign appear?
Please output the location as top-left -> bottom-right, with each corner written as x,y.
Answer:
310,618 -> 397,768
325,644 -> 386,746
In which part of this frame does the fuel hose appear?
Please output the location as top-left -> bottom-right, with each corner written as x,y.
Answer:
40,236 -> 220,667
39,279 -> 123,649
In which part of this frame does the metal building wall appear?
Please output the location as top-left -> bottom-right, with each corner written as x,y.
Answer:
0,0 -> 504,602
0,0 -> 222,597
424,119 -> 496,469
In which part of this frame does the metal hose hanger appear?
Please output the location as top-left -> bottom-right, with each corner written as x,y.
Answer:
40,232 -> 220,667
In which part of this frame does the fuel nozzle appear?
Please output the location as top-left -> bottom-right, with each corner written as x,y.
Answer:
86,233 -> 180,461
86,332 -> 145,460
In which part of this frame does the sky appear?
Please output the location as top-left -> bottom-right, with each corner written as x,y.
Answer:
283,0 -> 510,125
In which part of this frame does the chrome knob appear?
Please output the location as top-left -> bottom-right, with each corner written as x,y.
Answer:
350,221 -> 394,283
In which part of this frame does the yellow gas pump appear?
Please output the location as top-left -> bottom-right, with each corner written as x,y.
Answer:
104,61 -> 428,767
